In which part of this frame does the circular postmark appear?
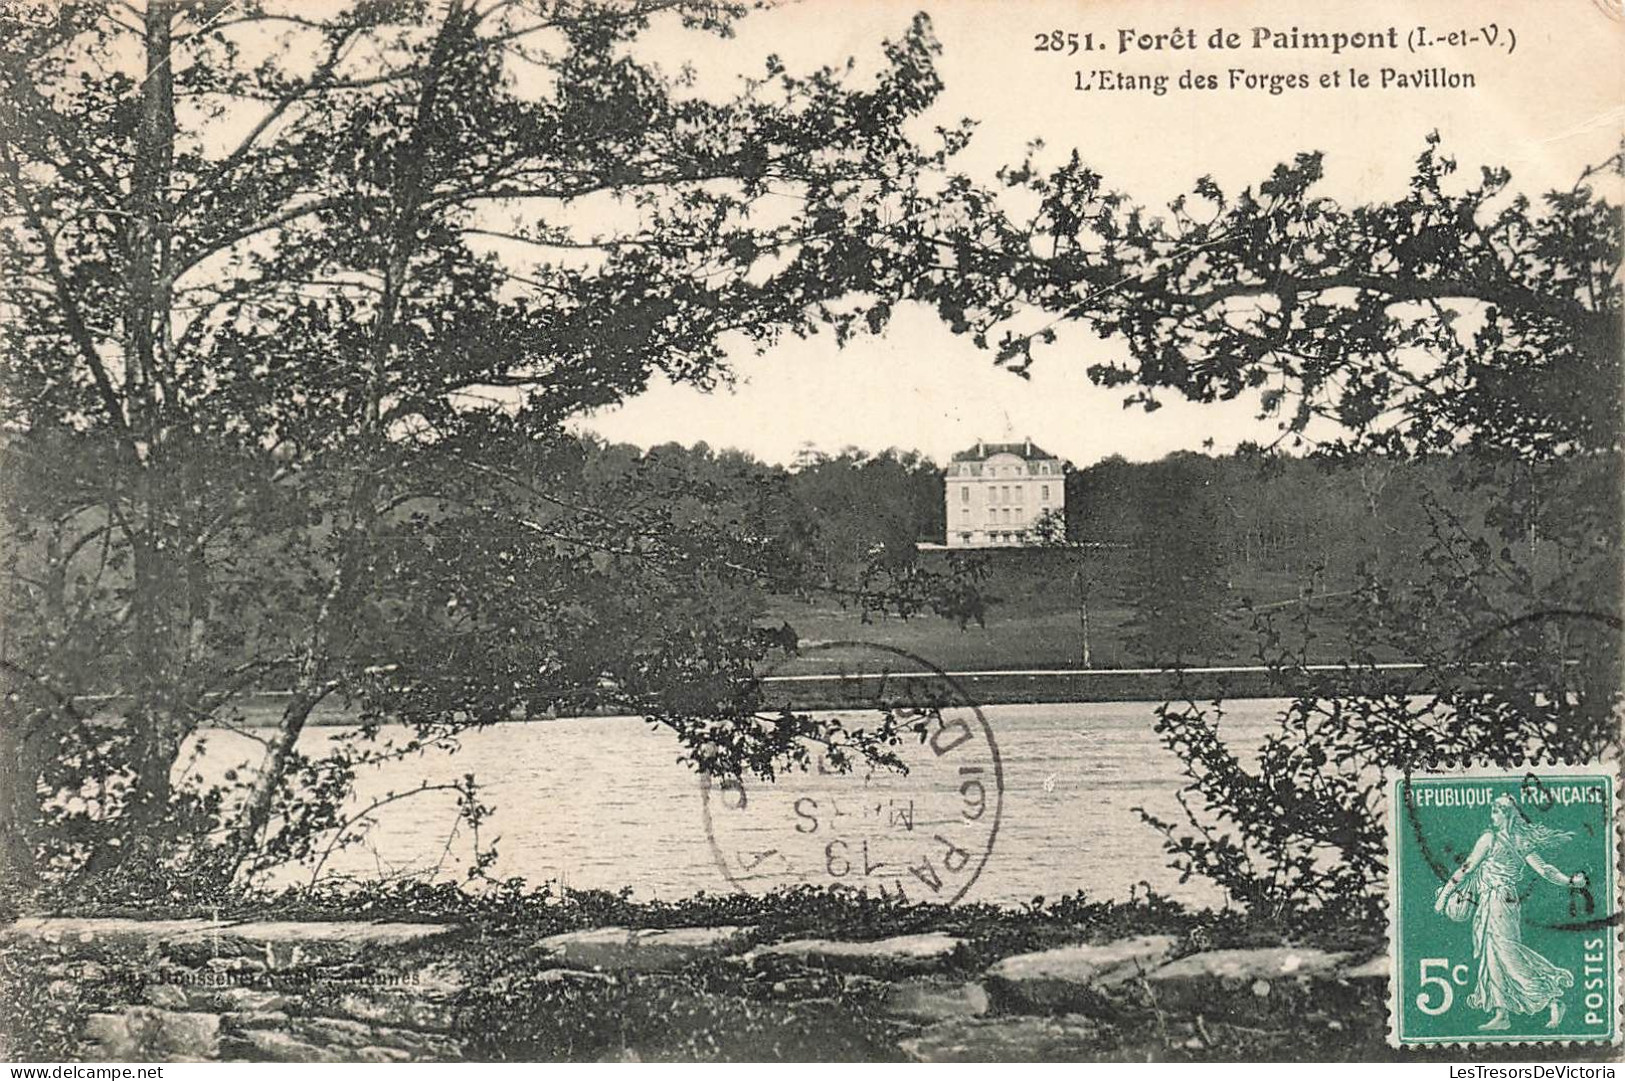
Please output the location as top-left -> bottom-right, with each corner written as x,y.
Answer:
700,641 -> 1003,905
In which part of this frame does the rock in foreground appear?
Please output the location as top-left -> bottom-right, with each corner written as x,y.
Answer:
745,932 -> 963,975
901,1015 -> 1103,1062
1145,946 -> 1353,1019
984,935 -> 1178,1014
533,925 -> 750,973
83,1009 -> 221,1062
879,979 -> 990,1023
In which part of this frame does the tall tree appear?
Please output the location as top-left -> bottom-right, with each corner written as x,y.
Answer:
0,0 -> 964,894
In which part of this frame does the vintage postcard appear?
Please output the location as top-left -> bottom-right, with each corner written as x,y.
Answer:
0,0 -> 1620,1068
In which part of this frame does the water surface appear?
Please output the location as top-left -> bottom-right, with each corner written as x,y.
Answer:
194,699 -> 1287,906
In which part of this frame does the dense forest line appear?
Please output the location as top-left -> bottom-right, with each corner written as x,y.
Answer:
7,433 -> 1605,676
592,437 -> 1563,583
527,437 -> 1611,667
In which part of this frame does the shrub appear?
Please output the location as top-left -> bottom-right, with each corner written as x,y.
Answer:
1138,471 -> 1621,926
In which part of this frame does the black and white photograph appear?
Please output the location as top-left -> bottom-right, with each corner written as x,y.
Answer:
0,0 -> 1620,1065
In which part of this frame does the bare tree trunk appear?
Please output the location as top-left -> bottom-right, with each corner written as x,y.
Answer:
0,706 -> 51,893
1075,555 -> 1092,668
219,685 -> 327,880
116,0 -> 184,868
1357,459 -> 1393,564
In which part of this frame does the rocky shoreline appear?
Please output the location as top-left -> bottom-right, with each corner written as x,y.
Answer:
1,914 -> 1397,1062
5,911 -> 1611,1062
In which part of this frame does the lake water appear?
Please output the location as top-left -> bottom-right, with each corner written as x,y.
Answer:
192,699 -> 1288,907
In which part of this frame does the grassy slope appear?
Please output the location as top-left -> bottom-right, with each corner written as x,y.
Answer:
764,547 -> 1386,675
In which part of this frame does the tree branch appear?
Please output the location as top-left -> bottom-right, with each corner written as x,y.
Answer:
0,148 -> 134,449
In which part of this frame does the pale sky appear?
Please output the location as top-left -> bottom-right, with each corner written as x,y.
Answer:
578,0 -> 1625,467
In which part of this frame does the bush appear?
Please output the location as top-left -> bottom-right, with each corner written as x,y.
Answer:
1138,471 -> 1622,926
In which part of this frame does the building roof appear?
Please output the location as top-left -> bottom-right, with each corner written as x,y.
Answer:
951,440 -> 1057,462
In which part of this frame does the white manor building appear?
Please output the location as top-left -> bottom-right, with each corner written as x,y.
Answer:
944,439 -> 1065,548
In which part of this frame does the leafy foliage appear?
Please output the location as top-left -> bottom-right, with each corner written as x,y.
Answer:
917,136 -> 1621,462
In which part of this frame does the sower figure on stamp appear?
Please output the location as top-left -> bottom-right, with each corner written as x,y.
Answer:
1434,795 -> 1588,1031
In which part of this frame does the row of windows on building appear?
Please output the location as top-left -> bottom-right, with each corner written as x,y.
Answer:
949,461 -> 1056,477
959,531 -> 1024,544
961,505 -> 1032,525
959,485 -> 1052,504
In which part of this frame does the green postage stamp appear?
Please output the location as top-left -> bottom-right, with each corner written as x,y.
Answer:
1389,765 -> 1620,1047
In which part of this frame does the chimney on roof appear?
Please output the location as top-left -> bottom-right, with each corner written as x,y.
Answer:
975,439 -> 982,457
1024,436 -> 1031,456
